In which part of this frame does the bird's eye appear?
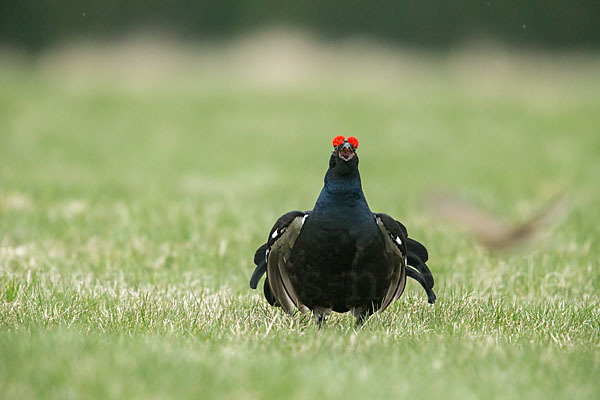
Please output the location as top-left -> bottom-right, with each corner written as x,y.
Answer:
347,136 -> 359,149
332,135 -> 345,148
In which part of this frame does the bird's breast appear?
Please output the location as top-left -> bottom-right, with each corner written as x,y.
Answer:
292,212 -> 384,270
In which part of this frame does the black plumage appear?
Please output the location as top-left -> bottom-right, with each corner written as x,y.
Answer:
251,136 -> 435,325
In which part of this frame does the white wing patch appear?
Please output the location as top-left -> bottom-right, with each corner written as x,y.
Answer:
395,236 -> 403,246
271,214 -> 305,241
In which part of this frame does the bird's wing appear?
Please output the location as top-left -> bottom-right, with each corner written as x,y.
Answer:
250,210 -> 310,289
251,210 -> 310,313
374,214 -> 408,312
266,213 -> 309,314
375,213 -> 436,304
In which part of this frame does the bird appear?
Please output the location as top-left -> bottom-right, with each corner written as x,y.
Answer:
427,191 -> 568,251
250,135 -> 435,326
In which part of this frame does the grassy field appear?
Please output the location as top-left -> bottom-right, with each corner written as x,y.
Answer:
1,34 -> 599,399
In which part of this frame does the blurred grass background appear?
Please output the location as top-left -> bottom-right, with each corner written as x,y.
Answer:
1,11 -> 599,400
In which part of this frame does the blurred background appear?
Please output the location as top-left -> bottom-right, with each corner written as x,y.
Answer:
2,1 -> 600,50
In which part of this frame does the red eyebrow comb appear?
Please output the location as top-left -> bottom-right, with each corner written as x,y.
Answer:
332,135 -> 345,147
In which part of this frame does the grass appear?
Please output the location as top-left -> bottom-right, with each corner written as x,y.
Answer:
1,34 -> 599,399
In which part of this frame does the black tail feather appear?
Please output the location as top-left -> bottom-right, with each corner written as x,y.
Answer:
405,266 -> 434,303
250,243 -> 268,289
253,243 -> 268,266
406,263 -> 436,304
407,250 -> 434,289
407,237 -> 428,263
406,238 -> 436,304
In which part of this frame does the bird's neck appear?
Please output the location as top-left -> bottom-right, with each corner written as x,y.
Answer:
314,169 -> 368,211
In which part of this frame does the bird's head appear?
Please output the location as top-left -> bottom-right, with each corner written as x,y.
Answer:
329,135 -> 359,175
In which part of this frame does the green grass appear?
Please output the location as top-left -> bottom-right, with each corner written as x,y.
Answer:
1,37 -> 599,399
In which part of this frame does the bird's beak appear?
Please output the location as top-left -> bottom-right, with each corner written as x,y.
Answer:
338,142 -> 355,161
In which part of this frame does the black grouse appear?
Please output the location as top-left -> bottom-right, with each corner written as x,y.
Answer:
251,135 -> 435,326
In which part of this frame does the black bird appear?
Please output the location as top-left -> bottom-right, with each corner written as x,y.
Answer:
251,136 -> 435,326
